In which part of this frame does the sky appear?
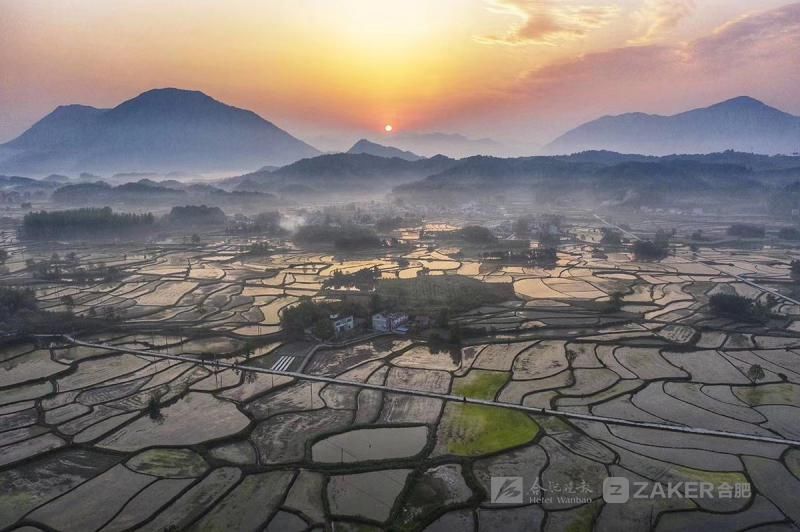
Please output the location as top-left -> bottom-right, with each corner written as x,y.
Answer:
1,0 -> 799,151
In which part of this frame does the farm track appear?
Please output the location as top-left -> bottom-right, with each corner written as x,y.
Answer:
54,334 -> 800,448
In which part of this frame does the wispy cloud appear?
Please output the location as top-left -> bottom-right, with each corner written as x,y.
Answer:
691,2 -> 800,66
629,0 -> 696,44
477,0 -> 620,46
511,2 -> 800,121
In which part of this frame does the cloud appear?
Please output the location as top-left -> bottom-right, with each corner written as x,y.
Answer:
691,2 -> 800,66
629,0 -> 696,44
510,2 -> 800,122
477,0 -> 620,46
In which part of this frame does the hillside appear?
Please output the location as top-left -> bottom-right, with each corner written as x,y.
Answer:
347,139 -> 422,161
545,97 -> 800,156
0,88 -> 320,174
230,153 -> 457,193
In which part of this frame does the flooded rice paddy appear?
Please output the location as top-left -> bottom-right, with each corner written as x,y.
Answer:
2,217 -> 800,530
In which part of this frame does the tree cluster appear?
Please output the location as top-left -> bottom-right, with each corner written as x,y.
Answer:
224,211 -> 288,236
727,224 -> 765,238
375,215 -> 422,232
779,228 -> 800,241
324,266 -> 382,291
22,207 -> 154,239
600,228 -> 622,246
280,298 -> 364,340
294,224 -> 381,250
458,225 -> 497,244
166,205 -> 227,226
708,293 -> 771,322
25,253 -> 121,283
0,287 -> 38,323
632,232 -> 671,261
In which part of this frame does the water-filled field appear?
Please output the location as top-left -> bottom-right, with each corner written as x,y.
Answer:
3,217 -> 800,530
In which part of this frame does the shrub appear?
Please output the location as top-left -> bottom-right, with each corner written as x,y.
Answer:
727,224 -> 765,238
458,225 -> 496,244
632,240 -> 669,261
708,293 -> 769,322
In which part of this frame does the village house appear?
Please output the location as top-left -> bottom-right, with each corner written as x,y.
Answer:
372,312 -> 409,332
329,314 -> 354,337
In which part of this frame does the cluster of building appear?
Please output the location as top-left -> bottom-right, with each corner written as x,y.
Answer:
326,311 -> 412,338
371,312 -> 409,334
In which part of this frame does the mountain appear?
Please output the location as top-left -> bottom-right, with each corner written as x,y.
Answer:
390,150 -> 800,208
228,152 -> 458,194
545,97 -> 800,156
347,139 -> 422,161
381,132 -> 506,158
50,178 -> 277,209
0,88 -> 320,174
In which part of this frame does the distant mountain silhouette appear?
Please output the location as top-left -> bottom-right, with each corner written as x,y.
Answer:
391,149 -> 800,207
382,132 -> 506,158
0,88 -> 319,174
228,152 -> 457,193
347,139 -> 422,161
545,97 -> 800,156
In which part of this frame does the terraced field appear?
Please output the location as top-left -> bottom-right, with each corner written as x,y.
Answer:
3,218 -> 800,530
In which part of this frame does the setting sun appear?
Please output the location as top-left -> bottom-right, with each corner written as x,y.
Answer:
384,124 -> 393,132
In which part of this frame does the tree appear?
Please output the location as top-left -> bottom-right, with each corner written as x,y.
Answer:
606,291 -> 624,312
369,293 -> 383,314
458,225 -> 497,244
727,224 -> 765,238
448,324 -> 462,346
312,318 -> 335,340
238,341 -> 255,365
191,233 -> 201,244
60,294 -> 75,311
779,227 -> 800,241
252,211 -> 284,234
22,207 -> 155,239
103,306 -> 119,321
632,239 -> 669,261
600,228 -> 622,246
512,216 -> 533,237
436,308 -> 450,328
708,293 -> 767,322
146,394 -> 163,421
538,230 -> 560,250
0,287 -> 38,322
792,260 -> 800,280
294,224 -> 381,250
0,249 -> 8,265
566,349 -> 578,367
747,364 -> 765,383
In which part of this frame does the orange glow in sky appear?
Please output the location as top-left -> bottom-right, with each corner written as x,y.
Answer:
1,0 -> 799,148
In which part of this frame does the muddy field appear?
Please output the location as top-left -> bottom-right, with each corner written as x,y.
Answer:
2,215 -> 800,530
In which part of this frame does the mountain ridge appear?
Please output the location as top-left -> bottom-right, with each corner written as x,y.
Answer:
0,88 -> 320,174
347,139 -> 422,161
545,96 -> 800,156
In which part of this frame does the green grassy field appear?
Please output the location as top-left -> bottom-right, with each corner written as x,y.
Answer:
452,370 -> 509,400
439,402 -> 539,456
